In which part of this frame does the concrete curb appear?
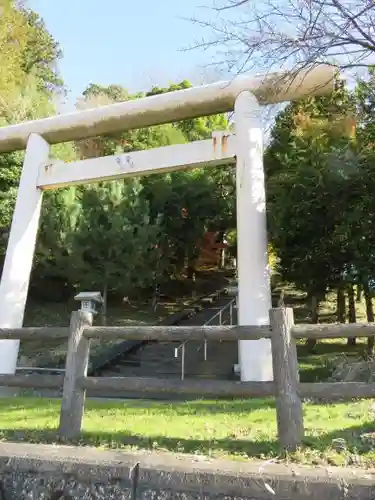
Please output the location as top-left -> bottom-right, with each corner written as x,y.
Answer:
0,442 -> 374,499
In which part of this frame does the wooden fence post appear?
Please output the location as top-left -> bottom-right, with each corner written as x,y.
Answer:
270,307 -> 304,451
59,310 -> 92,440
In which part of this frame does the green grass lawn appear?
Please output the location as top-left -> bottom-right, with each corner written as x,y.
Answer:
1,396 -> 375,467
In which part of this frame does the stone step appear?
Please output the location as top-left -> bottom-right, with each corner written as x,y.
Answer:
108,351 -> 237,373
109,367 -> 234,377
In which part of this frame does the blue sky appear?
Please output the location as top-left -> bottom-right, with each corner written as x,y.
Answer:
29,0 -> 221,104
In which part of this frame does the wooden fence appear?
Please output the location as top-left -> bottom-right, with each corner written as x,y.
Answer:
1,307 -> 375,451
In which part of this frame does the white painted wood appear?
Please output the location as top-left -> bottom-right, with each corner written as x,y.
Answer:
235,92 -> 273,382
37,134 -> 236,190
0,65 -> 335,153
0,134 -> 49,375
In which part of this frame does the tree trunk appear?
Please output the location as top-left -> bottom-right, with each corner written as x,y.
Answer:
347,284 -> 356,346
364,283 -> 375,356
101,282 -> 108,326
337,286 -> 346,324
356,284 -> 362,303
311,295 -> 319,324
306,295 -> 319,351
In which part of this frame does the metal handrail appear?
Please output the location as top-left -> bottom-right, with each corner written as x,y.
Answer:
204,297 -> 236,327
202,297 -> 236,361
174,297 -> 236,380
174,342 -> 187,381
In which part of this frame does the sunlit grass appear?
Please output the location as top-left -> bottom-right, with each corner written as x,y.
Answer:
1,397 -> 375,466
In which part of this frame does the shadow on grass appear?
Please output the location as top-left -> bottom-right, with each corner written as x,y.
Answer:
2,422 -> 375,462
0,427 -> 280,458
303,422 -> 375,456
1,416 -> 375,464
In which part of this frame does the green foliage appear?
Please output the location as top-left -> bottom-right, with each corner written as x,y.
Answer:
266,79 -> 356,179
71,81 -> 234,282
39,180 -> 162,297
75,181 -> 161,294
20,8 -> 63,94
0,1 -> 63,260
266,69 -> 375,314
266,79 -> 358,295
142,81 -> 234,272
355,67 -> 375,151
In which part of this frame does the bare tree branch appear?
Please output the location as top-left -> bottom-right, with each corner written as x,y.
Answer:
189,0 -> 375,77
214,0 -> 250,10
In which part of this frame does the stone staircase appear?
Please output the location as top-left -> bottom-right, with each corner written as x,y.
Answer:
102,339 -> 238,380
100,295 -> 237,380
90,295 -> 238,399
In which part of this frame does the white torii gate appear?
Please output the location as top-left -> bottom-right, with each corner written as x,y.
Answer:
0,66 -> 334,382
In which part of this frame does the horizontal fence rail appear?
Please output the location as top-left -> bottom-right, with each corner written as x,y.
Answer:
83,324 -> 270,341
3,374 -> 375,401
82,377 -> 275,397
81,379 -> 375,401
292,322 -> 375,339
299,381 -> 375,400
0,374 -> 64,389
0,326 -> 69,340
4,307 -> 375,451
3,322 -> 375,341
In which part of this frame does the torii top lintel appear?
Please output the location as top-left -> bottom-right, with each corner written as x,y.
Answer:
0,65 -> 336,154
